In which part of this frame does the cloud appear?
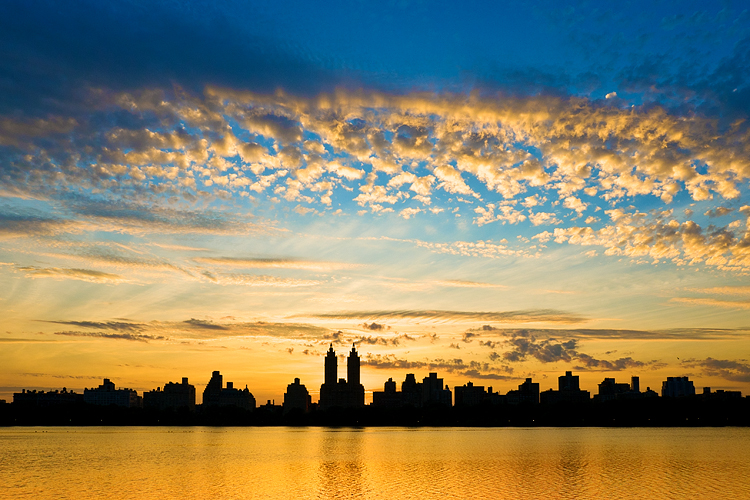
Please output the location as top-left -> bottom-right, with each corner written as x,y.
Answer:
211,274 -> 323,287
548,209 -> 750,272
410,238 -> 530,259
473,203 -> 526,227
433,165 -> 476,196
573,355 -> 646,371
70,202 -> 276,237
498,332 -> 651,371
41,320 -> 145,332
361,353 -> 513,380
528,211 -> 561,226
460,370 -> 513,381
362,322 -> 387,331
705,207 -> 733,218
354,335 -> 412,347
3,85 -> 749,238
685,286 -> 750,296
16,266 -> 125,283
194,257 -> 360,271
502,337 -> 579,363
466,326 -> 750,341
432,280 -> 507,289
298,309 -> 587,324
399,207 -> 422,220
53,331 -> 166,342
0,211 -> 80,239
0,81 -> 747,277
16,373 -> 105,383
681,357 -> 750,383
43,317 -> 336,342
669,297 -> 750,310
183,319 -> 230,331
462,332 -> 477,343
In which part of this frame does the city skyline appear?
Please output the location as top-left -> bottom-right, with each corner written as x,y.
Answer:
7,346 -> 733,407
2,1 -> 750,405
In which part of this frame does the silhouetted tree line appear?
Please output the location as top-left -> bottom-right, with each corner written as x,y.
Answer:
2,397 -> 749,427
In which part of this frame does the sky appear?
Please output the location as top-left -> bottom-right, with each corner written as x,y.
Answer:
2,0 -> 750,404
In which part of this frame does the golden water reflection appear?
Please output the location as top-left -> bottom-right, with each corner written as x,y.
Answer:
1,427 -> 749,499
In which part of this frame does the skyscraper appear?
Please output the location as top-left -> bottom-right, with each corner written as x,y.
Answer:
325,344 -> 337,385
319,344 -> 365,409
347,345 -> 360,386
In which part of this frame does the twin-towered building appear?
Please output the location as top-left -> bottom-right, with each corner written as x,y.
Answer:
319,344 -> 365,409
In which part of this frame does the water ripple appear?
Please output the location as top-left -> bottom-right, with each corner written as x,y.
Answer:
1,427 -> 749,499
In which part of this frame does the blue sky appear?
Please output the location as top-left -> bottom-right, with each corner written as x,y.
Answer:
1,0 -> 750,402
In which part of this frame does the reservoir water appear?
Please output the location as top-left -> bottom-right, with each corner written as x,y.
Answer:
1,426 -> 749,499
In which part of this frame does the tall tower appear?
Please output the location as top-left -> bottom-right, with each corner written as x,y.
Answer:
324,344 -> 337,386
347,345 -> 360,386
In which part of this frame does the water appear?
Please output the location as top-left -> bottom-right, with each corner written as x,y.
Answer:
1,427 -> 749,499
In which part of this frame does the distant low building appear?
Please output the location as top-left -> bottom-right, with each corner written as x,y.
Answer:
283,378 -> 311,413
702,387 -> 742,400
84,379 -> 141,408
202,371 -> 256,410
13,388 -> 83,407
143,377 -> 196,411
662,377 -> 695,398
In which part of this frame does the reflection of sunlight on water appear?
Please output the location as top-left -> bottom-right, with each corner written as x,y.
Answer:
1,427 -> 750,499
317,429 -> 369,499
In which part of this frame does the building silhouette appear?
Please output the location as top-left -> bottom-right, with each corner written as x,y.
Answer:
401,373 -> 423,407
372,377 -> 402,408
594,376 -> 649,401
540,371 -> 591,404
143,377 -> 196,412
13,388 -> 83,407
662,376 -> 695,398
595,377 -> 632,402
84,379 -> 142,408
702,387 -> 742,400
372,372 -> 452,408
454,381 -> 489,407
283,378 -> 311,414
507,378 -> 540,404
631,376 -> 640,393
202,371 -> 256,410
422,373 -> 452,406
319,345 -> 365,409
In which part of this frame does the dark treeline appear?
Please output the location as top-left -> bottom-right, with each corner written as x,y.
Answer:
2,397 -> 749,427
